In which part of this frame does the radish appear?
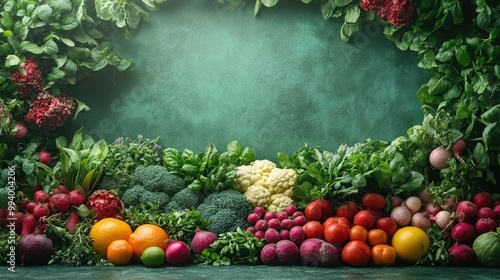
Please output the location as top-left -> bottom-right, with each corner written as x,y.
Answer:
37,151 -> 51,165
33,204 -> 50,219
425,203 -> 442,216
275,211 -> 288,221
247,212 -> 260,225
68,189 -> 86,206
65,211 -> 79,231
292,215 -> 307,227
475,218 -> 497,234
390,195 -> 403,208
451,222 -> 476,243
390,206 -> 412,227
449,242 -> 475,266
33,190 -> 50,204
21,213 -> 38,236
279,230 -> 290,240
254,230 -> 265,239
411,212 -> 431,231
49,193 -> 71,213
255,219 -> 268,232
0,107 -> 13,120
267,218 -> 281,230
264,228 -> 280,244
253,206 -> 266,218
417,187 -> 433,204
25,202 -> 36,214
456,200 -> 478,223
285,205 -> 297,216
14,121 -> 29,140
264,211 -> 276,221
431,210 -> 452,230
472,192 -> 493,209
404,196 -> 422,214
429,146 -> 452,170
450,139 -> 466,163
477,207 -> 495,220
440,197 -> 458,212
289,226 -> 306,246
280,218 -> 295,230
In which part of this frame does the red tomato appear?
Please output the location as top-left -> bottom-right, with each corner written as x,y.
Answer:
336,201 -> 359,222
353,210 -> 376,230
371,244 -> 397,266
376,217 -> 398,236
341,240 -> 372,266
323,217 -> 350,228
367,229 -> 388,246
324,223 -> 350,244
317,199 -> 334,219
305,202 -> 322,221
302,221 -> 324,239
362,193 -> 386,211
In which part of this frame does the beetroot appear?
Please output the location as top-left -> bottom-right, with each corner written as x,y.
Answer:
280,218 -> 294,230
264,228 -> 280,244
299,238 -> 338,267
86,190 -> 125,220
285,205 -> 297,216
247,212 -> 260,225
260,243 -> 279,265
292,215 -> 307,227
255,219 -> 268,232
275,211 -> 288,221
279,230 -> 290,240
18,232 -> 53,266
451,222 -> 476,243
275,240 -> 299,265
267,218 -> 281,230
449,242 -> 475,266
49,193 -> 71,213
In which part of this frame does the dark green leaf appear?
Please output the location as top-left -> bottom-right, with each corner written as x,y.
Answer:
483,122 -> 500,151
481,104 -> 500,123
455,45 -> 471,66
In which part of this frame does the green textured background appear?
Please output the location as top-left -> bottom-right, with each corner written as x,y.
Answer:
66,0 -> 429,160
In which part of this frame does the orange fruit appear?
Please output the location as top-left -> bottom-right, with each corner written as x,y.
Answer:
128,224 -> 169,260
367,229 -> 388,246
107,239 -> 133,266
349,225 -> 368,242
88,218 -> 132,256
391,226 -> 430,264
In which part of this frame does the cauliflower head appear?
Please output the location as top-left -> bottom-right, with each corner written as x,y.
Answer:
266,168 -> 297,195
267,194 -> 295,213
233,165 -> 264,193
243,185 -> 271,208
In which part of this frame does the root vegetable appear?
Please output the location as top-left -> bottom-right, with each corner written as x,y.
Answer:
33,204 -> 49,219
429,146 -> 452,170
275,240 -> 299,265
267,218 -> 281,230
472,192 -> 493,209
390,195 -> 403,208
18,233 -> 53,266
33,190 -> 50,204
279,230 -> 290,240
280,218 -> 294,230
449,242 -> 475,266
411,212 -> 431,231
49,193 -> 71,213
475,218 -> 497,234
390,206 -> 411,227
253,206 -> 266,218
299,238 -> 338,267
21,213 -> 38,236
68,189 -> 86,206
264,228 -> 280,244
451,222 -> 476,243
425,203 -> 442,216
477,207 -> 495,220
292,215 -> 307,227
65,211 -> 79,231
289,226 -> 306,246
450,139 -> 466,163
255,219 -> 268,232
165,240 -> 191,266
275,211 -> 288,221
254,230 -> 265,239
260,243 -> 279,265
247,212 -> 260,225
14,121 -> 28,140
432,210 -> 452,230
456,200 -> 478,223
264,211 -> 276,221
404,196 -> 422,214
285,205 -> 297,216
37,151 -> 51,165
191,228 -> 218,254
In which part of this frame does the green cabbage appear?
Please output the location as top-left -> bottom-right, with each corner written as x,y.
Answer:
473,228 -> 500,267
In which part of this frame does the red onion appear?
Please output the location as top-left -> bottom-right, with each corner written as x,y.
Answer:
165,240 -> 191,266
18,233 -> 53,266
191,228 -> 218,254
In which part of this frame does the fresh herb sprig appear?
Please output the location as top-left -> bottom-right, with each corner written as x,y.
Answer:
195,227 -> 265,266
125,202 -> 210,244
417,223 -> 452,266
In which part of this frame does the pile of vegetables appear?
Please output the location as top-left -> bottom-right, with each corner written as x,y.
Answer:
1,0 -> 500,272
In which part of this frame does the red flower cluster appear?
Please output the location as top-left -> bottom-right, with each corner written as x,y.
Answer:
361,0 -> 416,27
10,58 -> 45,98
25,92 -> 76,130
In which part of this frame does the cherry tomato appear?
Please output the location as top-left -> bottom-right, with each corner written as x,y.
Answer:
302,221 -> 324,239
353,210 -> 376,230
341,240 -> 371,266
367,229 -> 388,246
371,244 -> 397,266
349,225 -> 368,242
324,223 -> 350,244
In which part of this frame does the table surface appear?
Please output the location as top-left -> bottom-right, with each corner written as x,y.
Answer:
1,264 -> 499,280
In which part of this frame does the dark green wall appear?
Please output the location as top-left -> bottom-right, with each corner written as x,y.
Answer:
67,0 -> 429,160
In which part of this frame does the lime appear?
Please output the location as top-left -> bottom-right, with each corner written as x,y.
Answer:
140,246 -> 166,267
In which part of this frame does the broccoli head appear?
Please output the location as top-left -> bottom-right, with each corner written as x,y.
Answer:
196,203 -> 219,220
131,165 -> 185,196
170,187 -> 203,210
205,208 -> 250,235
122,184 -> 170,208
203,189 -> 253,218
